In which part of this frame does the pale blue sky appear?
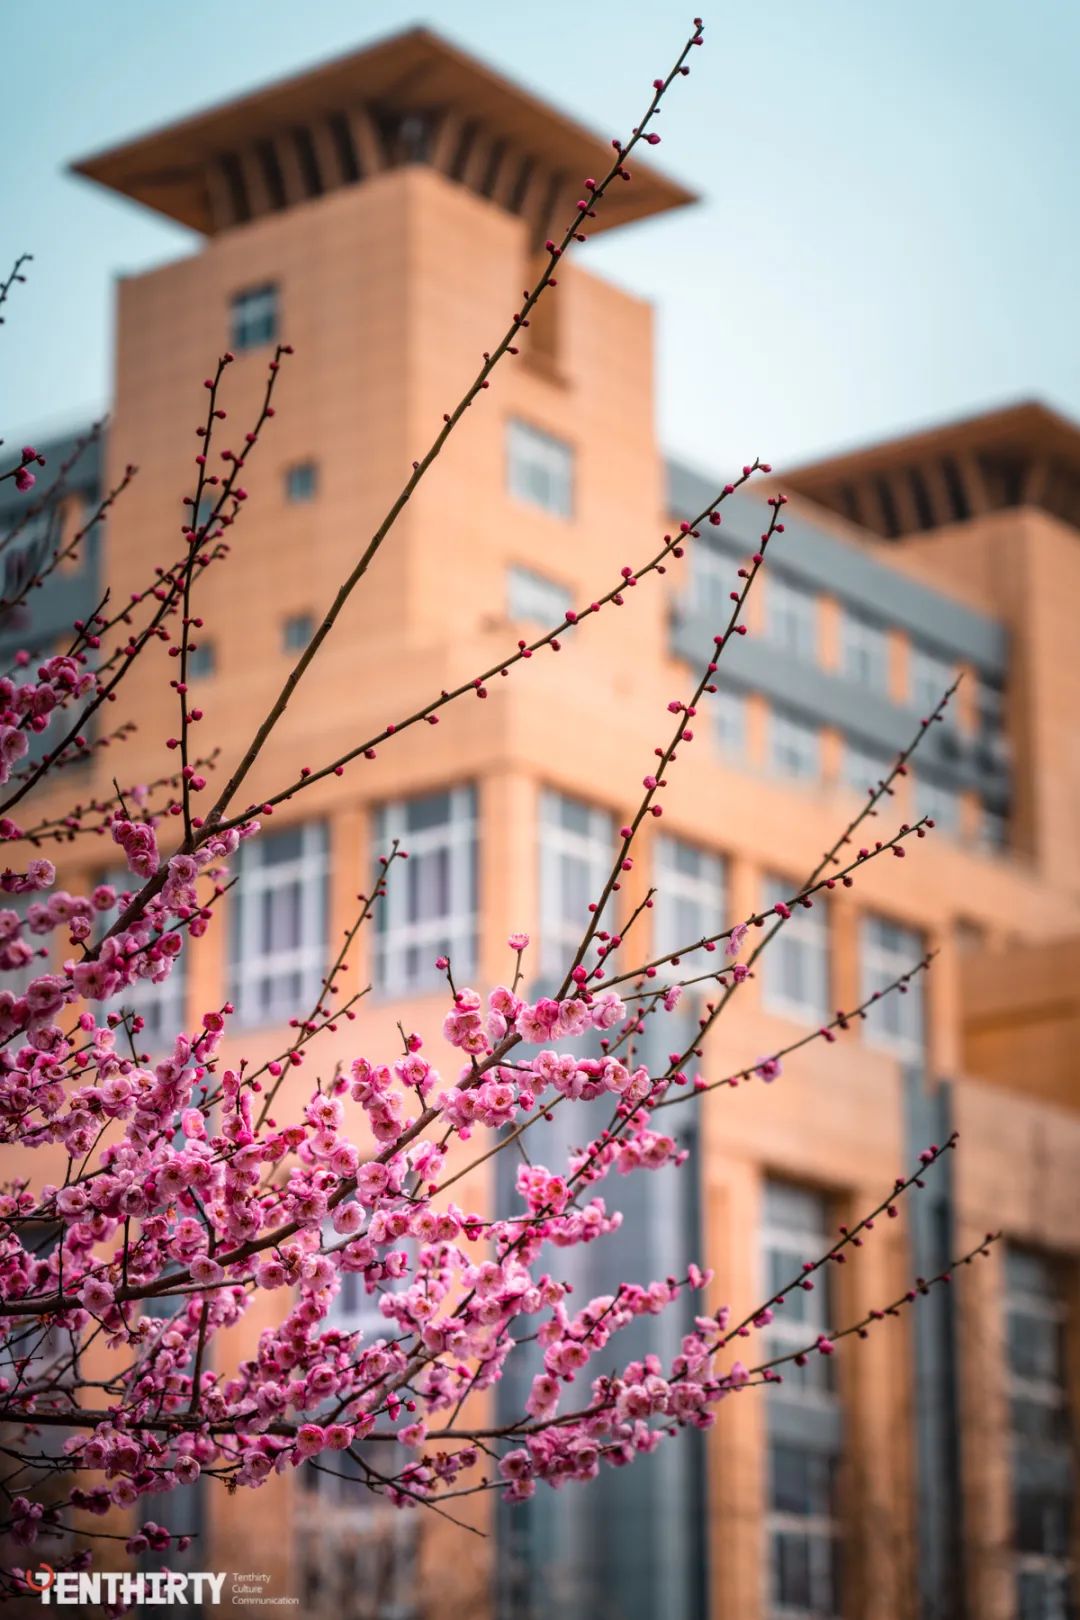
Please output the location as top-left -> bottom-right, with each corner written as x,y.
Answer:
3,1 -> 1078,474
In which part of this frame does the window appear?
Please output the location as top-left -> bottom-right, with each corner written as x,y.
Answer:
839,610 -> 889,693
688,542 -> 729,624
1004,1247 -> 1075,1620
193,493 -> 217,535
283,612 -> 314,653
841,738 -> 891,798
187,641 -> 216,680
507,419 -> 574,519
715,686 -> 747,760
654,836 -> 725,969
285,462 -> 318,503
762,875 -> 829,1024
762,1183 -> 842,1619
103,872 -> 188,1053
507,564 -> 571,628
0,895 -> 42,996
374,787 -> 477,993
97,871 -> 186,1053
910,644 -> 956,723
539,790 -> 613,978
768,710 -> 820,783
766,576 -> 817,662
977,680 -> 1007,742
914,775 -> 961,835
979,801 -> 1009,853
229,823 -> 329,1026
230,284 -> 278,352
860,914 -> 925,1060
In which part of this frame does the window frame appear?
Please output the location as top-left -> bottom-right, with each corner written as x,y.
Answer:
914,774 -> 961,835
910,643 -> 957,725
229,283 -> 279,352
282,612 -> 314,653
859,913 -> 925,1061
506,563 -> 571,628
506,419 -> 575,520
839,608 -> 889,694
761,875 -> 830,1025
768,709 -> 821,784
373,786 -> 477,995
653,834 -> 726,971
761,1181 -> 844,1620
841,737 -> 891,799
285,461 -> 318,503
714,684 -> 748,760
1004,1247 -> 1076,1616
539,789 -> 614,979
765,574 -> 818,663
229,822 -> 329,1028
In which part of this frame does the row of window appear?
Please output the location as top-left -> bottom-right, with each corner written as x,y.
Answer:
38,789 -> 927,1054
180,613 -> 314,681
500,554 -> 1006,852
763,1195 -> 1076,1620
713,691 -> 1004,850
693,543 -> 972,716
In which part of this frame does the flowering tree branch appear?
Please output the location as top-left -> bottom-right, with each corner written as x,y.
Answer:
0,12 -> 975,1594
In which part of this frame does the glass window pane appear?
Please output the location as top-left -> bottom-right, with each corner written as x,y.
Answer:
373,787 -> 476,993
507,564 -> 571,627
507,420 -> 574,519
540,790 -> 613,977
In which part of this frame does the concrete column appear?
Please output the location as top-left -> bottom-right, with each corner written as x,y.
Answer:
704,1157 -> 767,1620
820,594 -> 842,672
832,896 -> 860,1016
479,769 -> 536,986
954,1233 -> 1013,1620
840,1178 -> 919,1620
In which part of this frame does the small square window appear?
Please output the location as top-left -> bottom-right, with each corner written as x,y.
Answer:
188,642 -> 216,680
283,613 -> 314,653
714,686 -> 747,759
860,913 -> 925,1058
765,575 -> 817,661
768,709 -> 820,782
285,462 -> 317,503
914,774 -> 961,834
230,284 -> 278,352
761,874 -> 830,1023
840,609 -> 889,693
910,644 -> 956,725
507,564 -> 571,627
842,737 -> 891,798
507,420 -> 574,519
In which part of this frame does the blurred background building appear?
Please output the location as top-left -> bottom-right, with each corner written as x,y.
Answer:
2,27 -> 1079,1620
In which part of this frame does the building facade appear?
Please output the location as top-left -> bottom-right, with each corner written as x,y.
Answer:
3,27 -> 1079,1620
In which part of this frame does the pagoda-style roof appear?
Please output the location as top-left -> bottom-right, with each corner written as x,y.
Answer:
784,400 -> 1080,538
70,26 -> 697,244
